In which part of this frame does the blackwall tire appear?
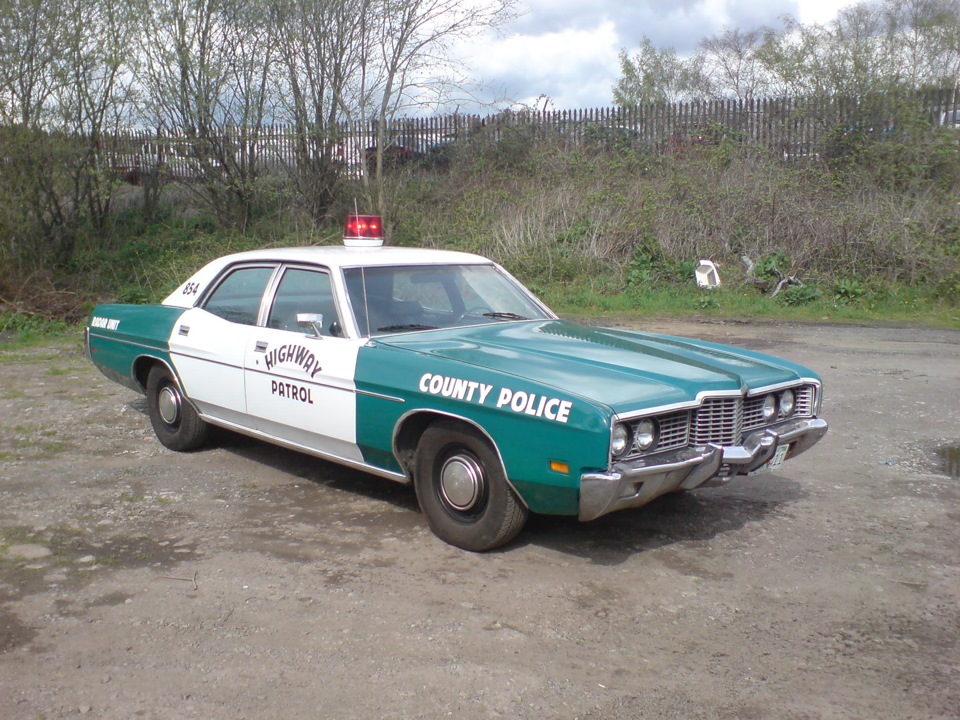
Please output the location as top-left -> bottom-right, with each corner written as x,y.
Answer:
414,420 -> 528,552
146,365 -> 209,452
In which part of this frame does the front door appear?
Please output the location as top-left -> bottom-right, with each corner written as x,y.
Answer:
243,266 -> 364,463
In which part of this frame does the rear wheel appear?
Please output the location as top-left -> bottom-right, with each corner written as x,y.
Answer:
146,365 -> 209,451
414,420 -> 528,551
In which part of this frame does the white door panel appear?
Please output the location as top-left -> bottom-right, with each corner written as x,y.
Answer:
244,329 -> 363,461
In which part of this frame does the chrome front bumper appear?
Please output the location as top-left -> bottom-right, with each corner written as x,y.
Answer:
579,417 -> 828,521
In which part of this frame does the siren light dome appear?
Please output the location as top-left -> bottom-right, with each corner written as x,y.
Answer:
344,214 -> 384,247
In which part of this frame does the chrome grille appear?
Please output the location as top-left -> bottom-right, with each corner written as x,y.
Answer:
743,395 -> 768,432
693,397 -> 741,446
795,385 -> 814,416
654,411 -> 690,451
618,383 -> 817,460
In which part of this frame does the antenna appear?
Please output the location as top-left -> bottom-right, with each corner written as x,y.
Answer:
361,266 -> 371,338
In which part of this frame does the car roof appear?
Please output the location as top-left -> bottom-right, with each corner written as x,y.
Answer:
209,244 -> 492,271
163,244 -> 499,307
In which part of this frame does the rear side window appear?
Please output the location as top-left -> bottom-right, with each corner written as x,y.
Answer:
203,266 -> 275,325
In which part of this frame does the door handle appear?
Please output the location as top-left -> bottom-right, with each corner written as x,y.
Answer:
254,340 -> 268,353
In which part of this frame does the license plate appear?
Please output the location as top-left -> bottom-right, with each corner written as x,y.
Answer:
753,445 -> 789,474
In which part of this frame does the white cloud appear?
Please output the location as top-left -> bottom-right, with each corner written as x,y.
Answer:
447,0 -> 873,113
463,21 -> 622,109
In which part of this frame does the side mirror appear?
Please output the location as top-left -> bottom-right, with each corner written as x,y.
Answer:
296,313 -> 324,338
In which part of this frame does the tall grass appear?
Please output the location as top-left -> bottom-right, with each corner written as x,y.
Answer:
2,119 -> 959,340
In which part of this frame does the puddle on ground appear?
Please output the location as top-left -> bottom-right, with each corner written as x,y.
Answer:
0,527 -> 198,606
935,445 -> 960,480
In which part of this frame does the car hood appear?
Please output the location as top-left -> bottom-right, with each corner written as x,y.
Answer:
377,320 -> 817,414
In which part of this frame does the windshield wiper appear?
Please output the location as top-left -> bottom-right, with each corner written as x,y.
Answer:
482,312 -> 529,321
376,323 -> 437,332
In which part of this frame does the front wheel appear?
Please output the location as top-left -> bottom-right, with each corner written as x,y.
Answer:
146,365 -> 209,451
414,420 -> 528,551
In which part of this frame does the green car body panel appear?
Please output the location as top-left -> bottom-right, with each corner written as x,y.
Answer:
354,333 -> 612,516
87,304 -> 186,391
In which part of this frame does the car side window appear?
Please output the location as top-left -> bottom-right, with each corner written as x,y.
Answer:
203,266 -> 275,325
267,268 -> 343,337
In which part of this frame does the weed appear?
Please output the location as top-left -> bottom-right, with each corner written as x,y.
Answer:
779,285 -> 823,306
833,277 -> 866,305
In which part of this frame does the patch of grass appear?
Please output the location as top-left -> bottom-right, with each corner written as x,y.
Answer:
0,526 -> 45,546
119,493 -> 146,503
0,334 -> 83,358
0,313 -> 73,347
45,367 -> 74,376
33,440 -> 74,457
542,280 -> 960,328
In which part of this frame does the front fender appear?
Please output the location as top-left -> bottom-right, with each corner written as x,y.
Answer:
354,342 -> 612,515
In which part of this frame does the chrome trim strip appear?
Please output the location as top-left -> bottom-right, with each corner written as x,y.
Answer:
356,389 -> 405,403
198,414 -> 409,484
169,351 -> 242,372
614,389 -> 748,422
87,331 -> 167,353
744,378 -> 821,397
614,379 -> 822,422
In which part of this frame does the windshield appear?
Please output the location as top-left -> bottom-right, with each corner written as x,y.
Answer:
343,264 -> 553,337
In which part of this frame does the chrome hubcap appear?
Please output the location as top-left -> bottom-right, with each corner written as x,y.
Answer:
439,454 -> 484,511
158,386 -> 181,426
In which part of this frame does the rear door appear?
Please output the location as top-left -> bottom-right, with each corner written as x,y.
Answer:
169,263 -> 277,427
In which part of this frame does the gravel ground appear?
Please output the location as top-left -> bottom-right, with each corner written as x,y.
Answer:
0,318 -> 958,720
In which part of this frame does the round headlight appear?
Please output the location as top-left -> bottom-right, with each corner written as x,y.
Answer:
635,418 -> 658,452
611,423 -> 631,457
761,394 -> 778,421
779,389 -> 796,417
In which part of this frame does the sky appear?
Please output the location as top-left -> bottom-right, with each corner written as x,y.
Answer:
451,0 -> 867,112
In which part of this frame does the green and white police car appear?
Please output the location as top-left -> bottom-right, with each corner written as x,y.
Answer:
86,216 -> 828,551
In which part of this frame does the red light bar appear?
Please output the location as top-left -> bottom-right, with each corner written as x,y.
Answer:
344,215 -> 383,239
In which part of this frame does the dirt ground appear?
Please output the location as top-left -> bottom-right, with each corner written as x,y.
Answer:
0,319 -> 957,720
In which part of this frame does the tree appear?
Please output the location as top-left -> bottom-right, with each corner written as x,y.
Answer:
697,28 -> 769,100
352,0 -> 516,224
0,0 -> 61,126
270,0 -> 372,222
613,37 -> 699,106
0,0 -> 139,268
138,0 -> 277,229
53,0 -> 140,240
883,0 -> 960,93
756,17 -> 828,97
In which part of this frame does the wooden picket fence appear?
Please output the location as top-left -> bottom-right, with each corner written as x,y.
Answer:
101,90 -> 958,183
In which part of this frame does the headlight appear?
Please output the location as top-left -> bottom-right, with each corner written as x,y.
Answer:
779,389 -> 796,416
611,423 -> 631,457
762,394 -> 778,420
635,418 -> 658,452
